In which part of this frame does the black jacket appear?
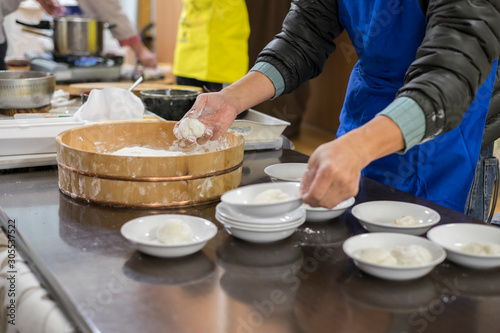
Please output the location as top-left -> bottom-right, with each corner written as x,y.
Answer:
255,0 -> 500,144
483,66 -> 500,148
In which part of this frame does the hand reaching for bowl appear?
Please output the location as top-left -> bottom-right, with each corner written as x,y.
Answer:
300,137 -> 365,209
301,115 -> 406,208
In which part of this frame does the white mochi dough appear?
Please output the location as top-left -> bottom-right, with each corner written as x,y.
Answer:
394,215 -> 419,226
179,118 -> 206,139
354,248 -> 398,266
391,245 -> 433,265
461,242 -> 500,255
156,218 -> 193,245
354,244 -> 433,266
111,147 -> 185,156
253,189 -> 290,203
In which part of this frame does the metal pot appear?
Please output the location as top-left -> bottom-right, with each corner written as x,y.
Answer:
16,17 -> 115,56
0,71 -> 55,109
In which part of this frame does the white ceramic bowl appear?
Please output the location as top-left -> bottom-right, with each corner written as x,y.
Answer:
427,223 -> 500,269
342,233 -> 446,281
351,201 -> 440,235
264,163 -> 308,182
223,222 -> 302,243
216,202 -> 305,224
216,215 -> 304,230
220,182 -> 302,218
120,214 -> 217,258
304,197 -> 355,222
216,213 -> 305,231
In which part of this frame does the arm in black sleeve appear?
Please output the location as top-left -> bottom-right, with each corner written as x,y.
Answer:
397,0 -> 500,141
254,0 -> 344,94
482,67 -> 500,148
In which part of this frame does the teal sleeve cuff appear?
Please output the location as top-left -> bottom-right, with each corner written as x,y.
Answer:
378,97 -> 426,153
250,62 -> 285,99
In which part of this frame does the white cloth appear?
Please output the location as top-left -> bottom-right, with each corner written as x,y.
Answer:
74,87 -> 144,121
0,0 -> 23,43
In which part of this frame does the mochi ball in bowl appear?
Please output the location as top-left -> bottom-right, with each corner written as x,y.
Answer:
220,182 -> 302,218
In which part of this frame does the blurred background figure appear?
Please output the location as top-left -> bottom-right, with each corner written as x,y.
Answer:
173,0 -> 250,91
0,0 -> 156,70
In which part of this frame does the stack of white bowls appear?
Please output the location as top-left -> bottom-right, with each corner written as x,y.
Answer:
216,182 -> 306,243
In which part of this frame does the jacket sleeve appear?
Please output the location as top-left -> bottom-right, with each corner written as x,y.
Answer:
76,0 -> 140,44
396,0 -> 500,141
482,66 -> 500,148
254,0 -> 343,94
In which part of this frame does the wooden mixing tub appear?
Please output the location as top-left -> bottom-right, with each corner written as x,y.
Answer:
56,120 -> 244,207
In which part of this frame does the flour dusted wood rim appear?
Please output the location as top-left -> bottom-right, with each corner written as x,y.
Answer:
56,119 -> 245,207
57,159 -> 243,182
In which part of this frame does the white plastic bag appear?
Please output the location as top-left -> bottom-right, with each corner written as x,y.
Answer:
74,87 -> 144,121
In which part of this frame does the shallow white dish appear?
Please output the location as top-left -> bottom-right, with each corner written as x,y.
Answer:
216,202 -> 305,224
216,212 -> 305,231
220,182 -> 302,218
427,223 -> 500,269
304,197 -> 355,222
223,220 -> 304,243
342,233 -> 446,281
264,163 -> 308,182
351,201 -> 440,235
120,214 -> 217,258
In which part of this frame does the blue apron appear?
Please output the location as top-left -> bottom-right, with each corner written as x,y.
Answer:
337,0 -> 497,212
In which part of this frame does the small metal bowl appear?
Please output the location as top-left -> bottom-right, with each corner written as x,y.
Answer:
140,89 -> 200,121
0,70 -> 55,109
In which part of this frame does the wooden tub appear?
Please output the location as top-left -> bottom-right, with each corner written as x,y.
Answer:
56,120 -> 244,208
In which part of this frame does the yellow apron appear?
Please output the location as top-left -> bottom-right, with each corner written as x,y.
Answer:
173,0 -> 250,84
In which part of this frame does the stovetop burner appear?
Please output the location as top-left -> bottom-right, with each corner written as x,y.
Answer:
27,51 -> 123,83
52,53 -> 124,67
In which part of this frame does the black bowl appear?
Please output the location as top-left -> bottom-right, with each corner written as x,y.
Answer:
140,89 -> 200,121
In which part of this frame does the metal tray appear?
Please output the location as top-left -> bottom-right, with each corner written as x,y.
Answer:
230,109 -> 290,143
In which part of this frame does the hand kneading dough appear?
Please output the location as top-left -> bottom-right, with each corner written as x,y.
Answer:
254,189 -> 290,203
179,118 -> 206,139
156,218 -> 193,245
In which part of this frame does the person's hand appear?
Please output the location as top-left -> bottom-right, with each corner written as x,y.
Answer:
37,0 -> 66,17
173,92 -> 239,146
300,115 -> 406,208
136,47 -> 157,68
130,42 -> 157,68
300,136 -> 366,209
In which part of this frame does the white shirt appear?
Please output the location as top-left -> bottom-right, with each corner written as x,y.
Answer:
0,0 -> 138,45
0,0 -> 23,43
